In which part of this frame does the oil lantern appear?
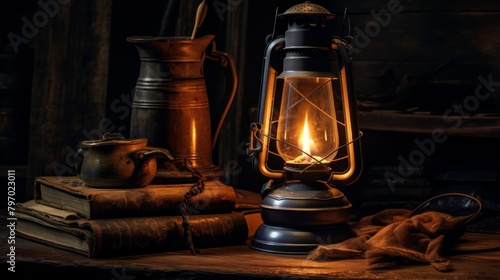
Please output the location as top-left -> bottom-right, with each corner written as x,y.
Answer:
247,1 -> 363,254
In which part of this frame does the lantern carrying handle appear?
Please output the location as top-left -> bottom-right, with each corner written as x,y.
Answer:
327,40 -> 364,186
250,36 -> 287,179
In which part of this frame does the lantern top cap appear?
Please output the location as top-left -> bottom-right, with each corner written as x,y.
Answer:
278,1 -> 335,19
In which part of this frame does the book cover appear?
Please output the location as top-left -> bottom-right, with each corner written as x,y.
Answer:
16,200 -> 261,258
34,176 -> 237,219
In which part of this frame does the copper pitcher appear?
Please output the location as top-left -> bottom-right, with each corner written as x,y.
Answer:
127,35 -> 237,182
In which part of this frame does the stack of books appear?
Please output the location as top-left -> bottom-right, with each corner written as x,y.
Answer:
16,176 -> 262,258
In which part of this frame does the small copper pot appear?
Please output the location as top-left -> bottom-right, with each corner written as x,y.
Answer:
76,133 -> 173,188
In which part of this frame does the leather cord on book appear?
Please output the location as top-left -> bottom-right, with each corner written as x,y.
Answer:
174,156 -> 206,255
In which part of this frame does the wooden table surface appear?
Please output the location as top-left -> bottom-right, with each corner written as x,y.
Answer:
2,230 -> 500,280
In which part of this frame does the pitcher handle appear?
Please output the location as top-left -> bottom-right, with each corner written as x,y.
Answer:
206,40 -> 238,151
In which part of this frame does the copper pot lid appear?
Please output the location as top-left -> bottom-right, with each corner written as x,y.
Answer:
80,132 -> 147,147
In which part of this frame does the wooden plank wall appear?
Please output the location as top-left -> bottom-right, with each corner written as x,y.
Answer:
26,1 -> 112,201
323,0 -> 500,211
333,0 -> 500,109
239,0 -> 500,111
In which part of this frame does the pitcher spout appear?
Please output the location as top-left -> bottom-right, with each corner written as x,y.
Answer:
126,35 -> 215,60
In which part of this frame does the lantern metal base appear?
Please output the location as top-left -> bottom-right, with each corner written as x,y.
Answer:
250,223 -> 353,254
250,180 -> 354,254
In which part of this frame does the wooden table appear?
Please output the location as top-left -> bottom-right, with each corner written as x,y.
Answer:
2,230 -> 499,280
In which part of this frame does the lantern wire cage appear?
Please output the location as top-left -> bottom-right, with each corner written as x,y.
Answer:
249,68 -> 363,179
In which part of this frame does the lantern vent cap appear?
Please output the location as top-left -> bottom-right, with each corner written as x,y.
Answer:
278,1 -> 335,19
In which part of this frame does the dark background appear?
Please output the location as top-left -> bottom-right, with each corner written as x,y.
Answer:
1,0 -> 499,216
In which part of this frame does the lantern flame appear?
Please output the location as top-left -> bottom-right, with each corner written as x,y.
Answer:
292,113 -> 318,163
290,112 -> 329,164
301,114 -> 312,157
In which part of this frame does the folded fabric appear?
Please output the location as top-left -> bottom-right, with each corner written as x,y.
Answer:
307,209 -> 466,272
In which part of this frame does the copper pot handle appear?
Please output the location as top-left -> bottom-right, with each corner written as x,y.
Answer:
135,147 -> 175,162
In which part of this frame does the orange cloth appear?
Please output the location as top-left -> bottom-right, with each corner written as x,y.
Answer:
307,209 -> 466,272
